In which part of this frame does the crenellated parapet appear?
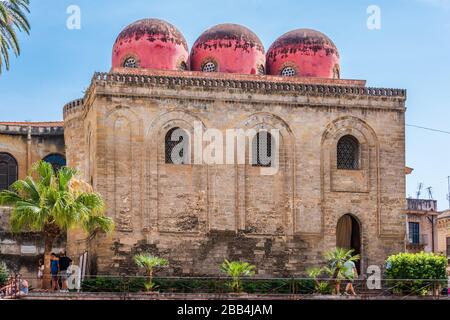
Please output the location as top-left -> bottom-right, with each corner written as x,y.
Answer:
63,98 -> 84,119
89,70 -> 406,100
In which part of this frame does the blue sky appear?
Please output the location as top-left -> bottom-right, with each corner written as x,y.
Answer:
0,0 -> 449,209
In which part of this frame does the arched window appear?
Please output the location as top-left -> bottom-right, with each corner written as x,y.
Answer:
252,131 -> 274,167
0,153 -> 18,191
257,64 -> 265,75
43,154 -> 66,172
281,66 -> 296,77
202,61 -> 217,73
123,57 -> 138,68
178,61 -> 188,71
337,135 -> 359,170
165,127 -> 189,164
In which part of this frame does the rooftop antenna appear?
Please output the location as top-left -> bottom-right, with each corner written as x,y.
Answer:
426,186 -> 433,200
416,183 -> 423,199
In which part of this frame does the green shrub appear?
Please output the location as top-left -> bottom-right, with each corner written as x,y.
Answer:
220,260 -> 256,293
385,252 -> 448,295
81,277 -> 145,293
81,277 -> 316,294
0,261 -> 8,286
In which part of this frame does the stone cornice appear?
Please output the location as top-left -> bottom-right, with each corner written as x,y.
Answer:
0,123 -> 64,136
64,70 -> 407,118
91,70 -> 406,98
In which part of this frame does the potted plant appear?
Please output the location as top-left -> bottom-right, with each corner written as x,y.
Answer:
220,259 -> 256,294
133,254 -> 168,293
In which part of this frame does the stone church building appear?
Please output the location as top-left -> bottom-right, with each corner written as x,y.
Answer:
1,19 -> 407,277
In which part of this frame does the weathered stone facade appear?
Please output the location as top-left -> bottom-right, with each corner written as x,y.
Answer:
64,69 -> 407,277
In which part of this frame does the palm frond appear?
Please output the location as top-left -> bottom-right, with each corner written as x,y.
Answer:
0,0 -> 30,73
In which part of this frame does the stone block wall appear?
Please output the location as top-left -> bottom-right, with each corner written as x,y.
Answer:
65,70 -> 407,277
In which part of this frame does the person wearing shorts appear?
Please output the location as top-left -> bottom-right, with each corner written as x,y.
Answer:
343,260 -> 357,295
58,252 -> 72,292
50,253 -> 60,291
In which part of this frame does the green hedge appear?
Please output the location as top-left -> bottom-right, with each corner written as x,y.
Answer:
81,277 -> 316,294
385,252 -> 448,295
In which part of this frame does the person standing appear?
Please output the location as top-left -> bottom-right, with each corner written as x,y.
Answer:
343,259 -> 358,295
58,252 -> 72,292
50,253 -> 60,291
37,259 -> 44,287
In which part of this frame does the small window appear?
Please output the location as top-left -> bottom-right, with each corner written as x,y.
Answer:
252,131 -> 274,167
337,135 -> 359,170
257,64 -> 265,75
0,153 -> 18,191
408,222 -> 420,245
165,127 -> 189,164
281,66 -> 296,77
43,154 -> 66,172
333,64 -> 340,79
123,57 -> 138,68
202,61 -> 217,73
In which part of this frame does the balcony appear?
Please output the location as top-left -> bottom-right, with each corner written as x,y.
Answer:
407,234 -> 429,251
407,198 -> 437,212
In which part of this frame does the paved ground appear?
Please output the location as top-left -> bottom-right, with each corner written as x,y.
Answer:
10,292 -> 450,300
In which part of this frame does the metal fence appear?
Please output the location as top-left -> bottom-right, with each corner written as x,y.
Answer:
1,273 -> 449,299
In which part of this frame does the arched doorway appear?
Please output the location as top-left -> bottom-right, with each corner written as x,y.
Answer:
336,214 -> 361,273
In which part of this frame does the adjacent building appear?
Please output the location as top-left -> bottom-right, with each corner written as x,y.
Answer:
437,210 -> 450,258
0,122 -> 66,285
405,198 -> 438,253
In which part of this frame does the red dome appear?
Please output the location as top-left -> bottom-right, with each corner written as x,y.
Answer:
266,29 -> 340,79
112,19 -> 189,71
189,24 -> 265,75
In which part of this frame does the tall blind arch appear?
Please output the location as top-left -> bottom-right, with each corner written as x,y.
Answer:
252,131 -> 275,167
165,127 -> 189,164
337,135 -> 360,170
0,153 -> 18,191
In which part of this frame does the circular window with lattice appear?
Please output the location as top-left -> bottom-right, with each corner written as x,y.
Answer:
123,57 -> 138,68
281,66 -> 296,77
202,61 -> 217,72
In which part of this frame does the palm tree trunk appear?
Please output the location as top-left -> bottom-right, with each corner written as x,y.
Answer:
42,235 -> 55,290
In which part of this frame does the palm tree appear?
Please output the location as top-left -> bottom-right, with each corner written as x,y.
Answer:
133,254 -> 168,292
0,161 -> 114,289
220,260 -> 256,293
0,0 -> 30,73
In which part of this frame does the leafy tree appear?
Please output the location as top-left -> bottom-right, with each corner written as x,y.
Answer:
220,260 -> 256,293
0,0 -> 30,73
134,254 -> 168,292
0,161 -> 114,289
